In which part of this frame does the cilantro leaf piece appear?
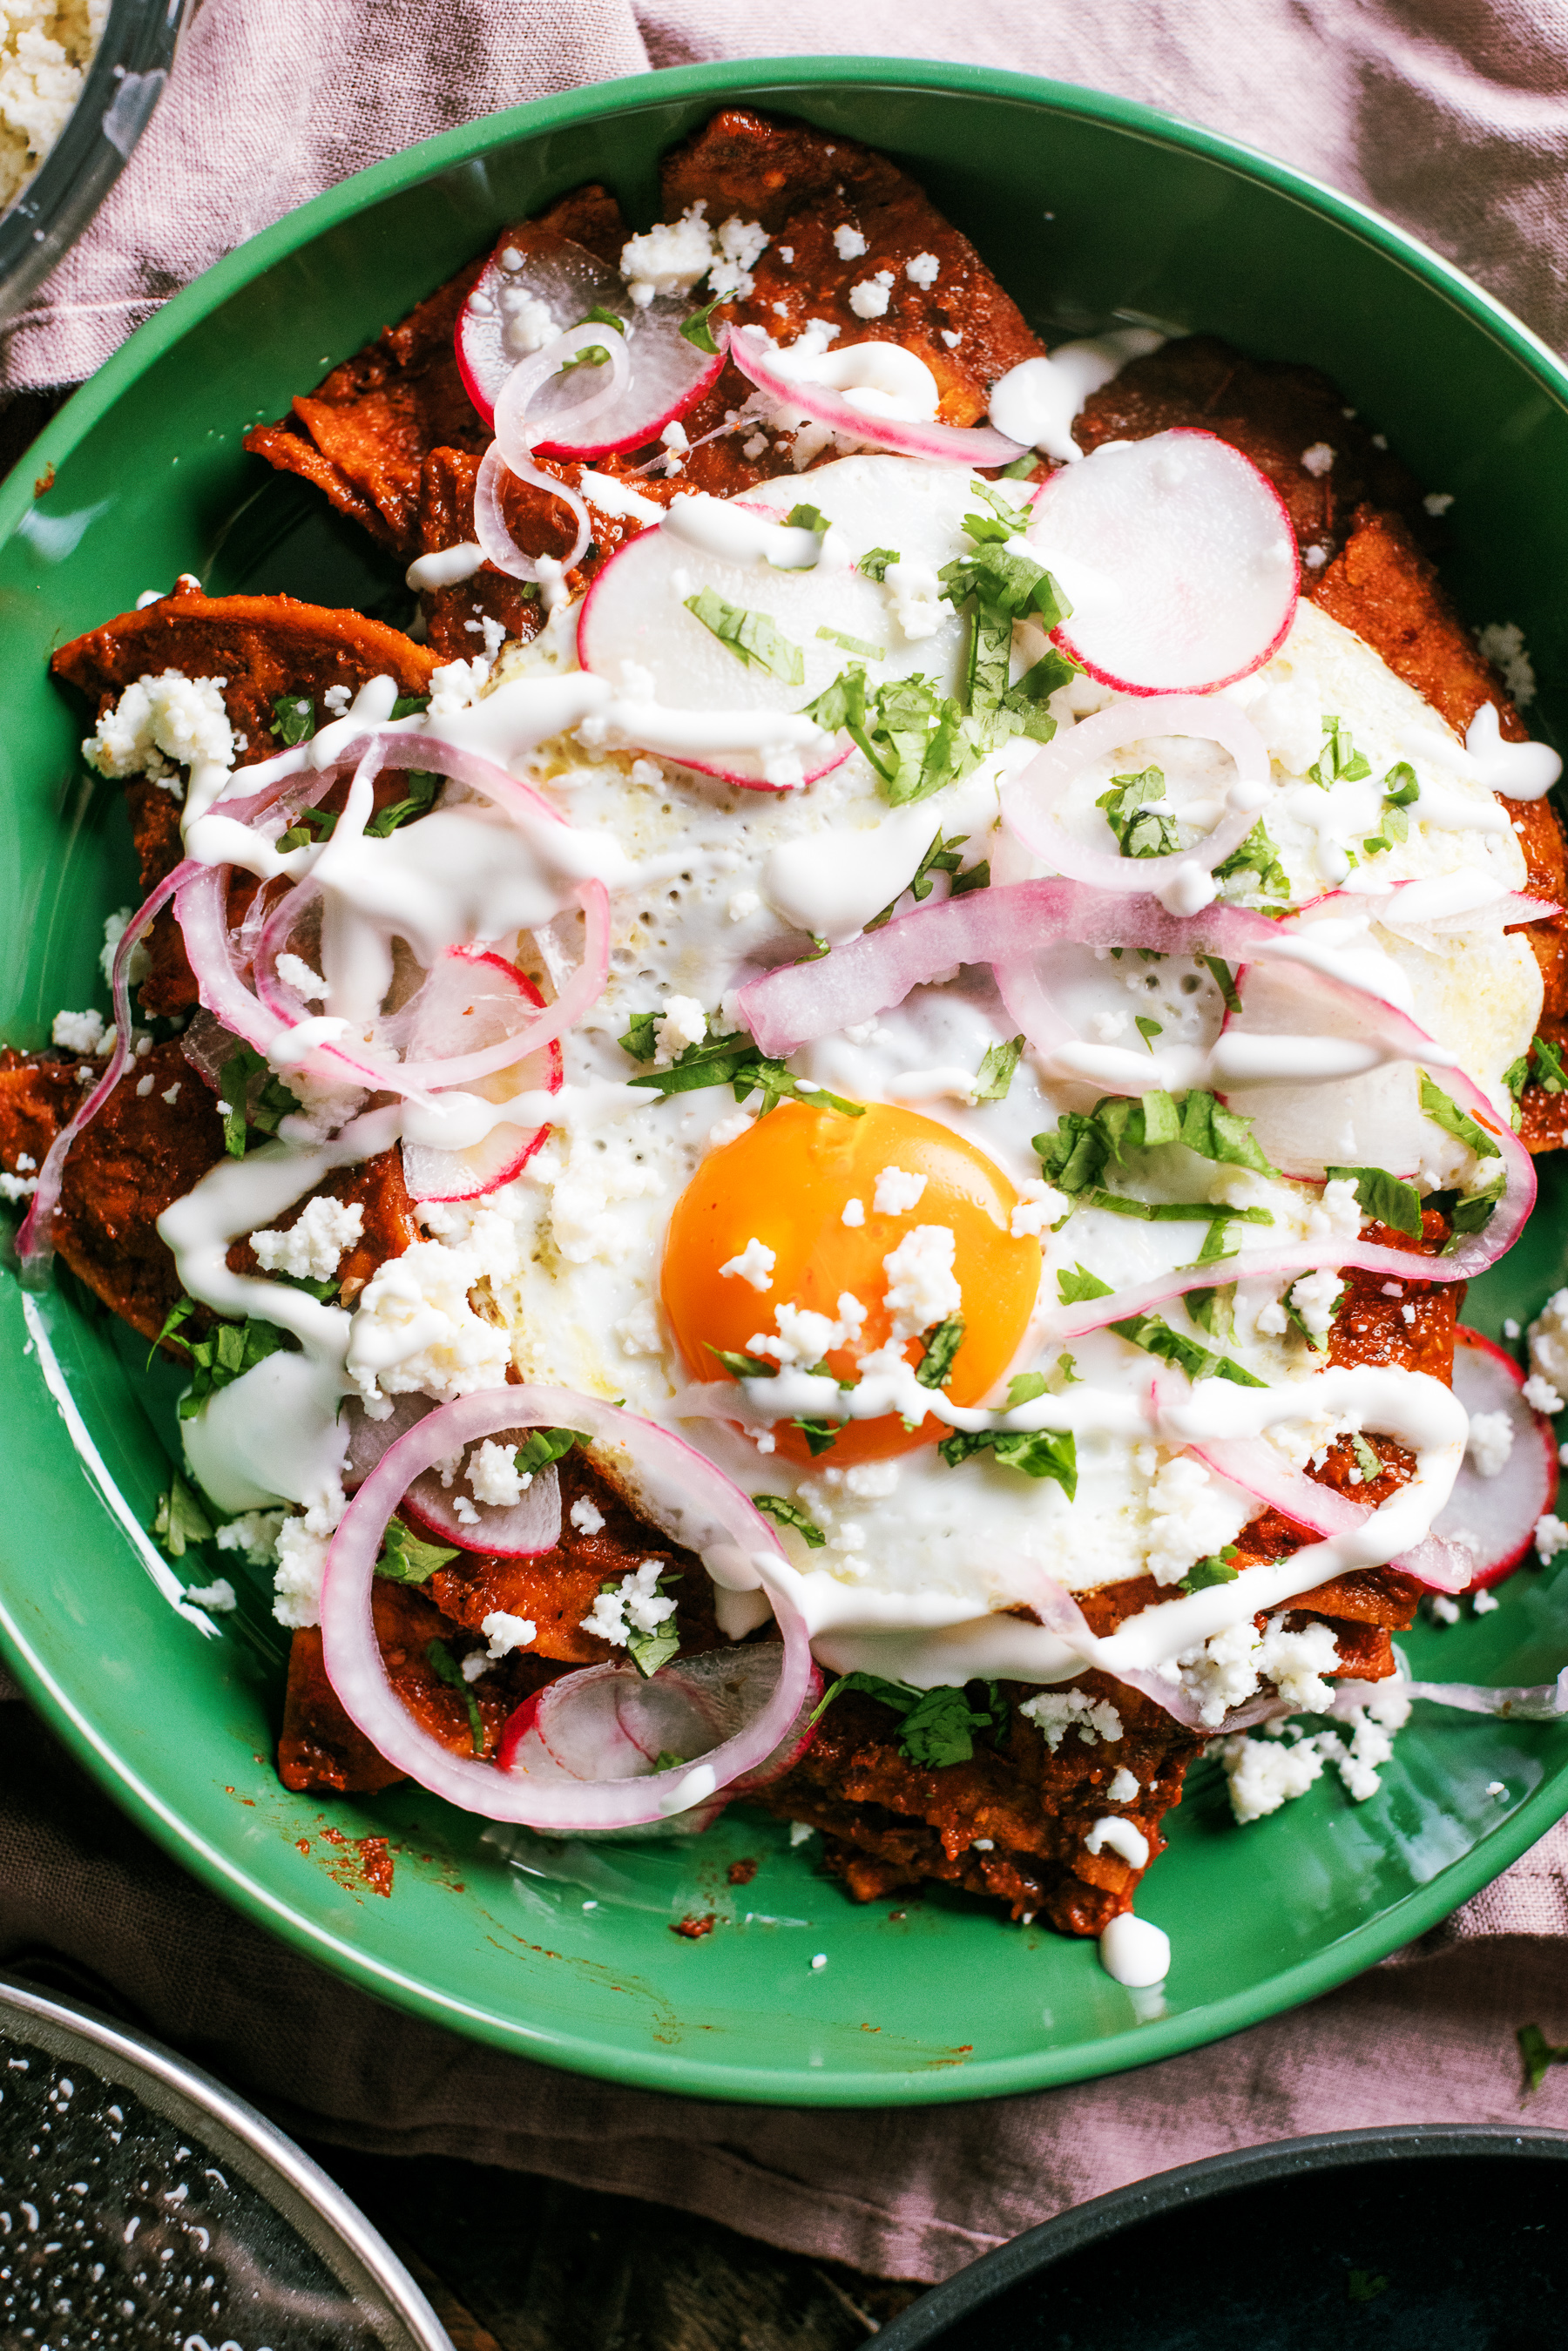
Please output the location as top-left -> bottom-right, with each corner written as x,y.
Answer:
1098,766 -> 1178,860
619,1010 -> 660,1062
177,1314 -> 291,1421
787,503 -> 831,533
1135,1014 -> 1163,1047
1180,1545 -> 1240,1593
816,624 -> 883,659
1531,1034 -> 1568,1094
792,1417 -> 841,1456
1214,817 -> 1290,899
753,1494 -> 827,1548
1350,1433 -> 1382,1481
684,587 -> 805,685
1325,1163 -> 1423,1240
708,1345 -> 778,1381
269,693 -> 314,747
366,768 -> 440,838
916,1314 -> 966,1391
1177,1088 -> 1276,1176
679,295 -> 722,353
622,1569 -> 682,1678
937,1423 -> 1078,1496
999,452 -> 1039,480
277,804 -> 338,852
858,547 -> 899,583
1186,1283 -> 1234,1336
578,303 -> 625,334
811,1670 -> 1008,1767
377,1517 -> 461,1584
1200,954 -> 1242,1014
963,477 -> 1035,534
218,1044 -> 301,1159
1109,1313 -> 1267,1387
426,1637 -> 485,1753
389,693 -> 431,720
560,341 -> 612,375
865,829 -> 972,930
514,1427 -> 584,1478
1058,1263 -> 1114,1305
627,1024 -> 862,1120
152,1472 -> 215,1559
1518,2021 -> 1568,2095
973,1036 -> 1024,1103
1079,1189 -> 1271,1232
149,1293 -> 199,1364
1307,715 -> 1372,787
1005,1371 -> 1049,1408
1419,1071 -> 1502,1161
1446,1176 -> 1507,1243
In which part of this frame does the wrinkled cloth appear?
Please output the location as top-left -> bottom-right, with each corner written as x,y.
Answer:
3,1 -> 1568,387
2,1680 -> 1567,2285
4,0 -> 1568,2293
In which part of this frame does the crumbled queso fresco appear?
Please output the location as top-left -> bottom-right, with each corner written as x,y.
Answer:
0,0 -> 105,214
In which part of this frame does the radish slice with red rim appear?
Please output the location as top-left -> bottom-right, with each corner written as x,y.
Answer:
319,1385 -> 814,1826
1429,1326 -> 1558,1588
396,949 -> 562,1203
1027,428 -> 1300,694
727,322 -> 1025,468
346,1395 -> 564,1558
457,226 -> 724,459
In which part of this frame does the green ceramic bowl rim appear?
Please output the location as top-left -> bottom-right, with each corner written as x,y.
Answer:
5,54 -> 1568,2104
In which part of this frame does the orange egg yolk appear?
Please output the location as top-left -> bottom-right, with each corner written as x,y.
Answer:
661,1101 -> 1042,1468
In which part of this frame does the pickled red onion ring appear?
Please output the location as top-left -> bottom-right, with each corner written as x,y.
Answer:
473,442 -> 592,586
493,322 -> 632,469
999,694 -> 1273,909
725,322 -> 1026,469
318,1386 -> 814,1827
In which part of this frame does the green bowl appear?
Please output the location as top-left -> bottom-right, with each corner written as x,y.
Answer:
3,57 -> 1567,2108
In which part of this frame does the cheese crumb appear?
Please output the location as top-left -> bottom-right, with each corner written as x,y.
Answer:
483,1608 -> 537,1657
848,271 -> 896,320
215,1510 -> 284,1566
184,1577 -> 237,1613
51,1008 -> 108,1054
1288,1267 -> 1342,1344
841,1198 -> 866,1227
468,1439 -> 527,1508
84,670 -> 234,787
880,1225 -> 960,1341
1473,1588 -> 1500,1614
345,1239 -> 510,1407
872,1165 -> 926,1217
720,1236 -> 776,1293
1020,1689 -> 1124,1750
570,1496 -> 605,1536
1523,1373 -> 1564,1416
1477,621 -> 1537,707
1527,1288 -> 1568,1396
619,203 -> 714,307
1106,1766 -> 1139,1804
832,223 -> 868,259
1423,491 -> 1455,517
1465,1409 -> 1515,1479
653,993 -> 708,1064
1300,443 -> 1335,477
904,252 -> 940,287
581,1559 -> 676,1645
1534,1512 -> 1568,1564
250,1195 -> 364,1282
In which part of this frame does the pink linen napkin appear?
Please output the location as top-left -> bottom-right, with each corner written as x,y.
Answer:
3,1 -> 1568,388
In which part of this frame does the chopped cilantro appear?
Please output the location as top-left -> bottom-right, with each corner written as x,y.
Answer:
578,303 -> 625,334
1350,1434 -> 1382,1481
753,1494 -> 826,1548
366,768 -> 440,838
152,1472 -> 215,1559
389,692 -> 431,720
916,1314 -> 965,1391
858,547 -> 899,582
652,1750 -> 689,1773
1098,766 -> 1179,860
1135,1014 -> 1163,1047
269,693 -> 314,747
973,1035 -> 1024,1102
816,625 -> 884,659
1214,817 -> 1290,899
1108,1312 -> 1267,1388
812,1670 -> 1008,1767
679,295 -> 722,354
426,1637 -> 485,1752
625,1017 -> 863,1119
1325,1163 -> 1422,1240
1518,2021 -> 1568,2094
1180,1545 -> 1239,1593
277,805 -> 339,852
709,1345 -> 779,1382
560,342 -> 612,375
1307,715 -> 1372,787
1005,1370 -> 1049,1407
865,829 -> 982,931
938,1423 -> 1078,1495
514,1427 -> 584,1478
1446,1175 -> 1507,1243
1187,1284 -> 1234,1336
787,503 -> 831,533
999,452 -> 1039,480
1078,1190 -> 1272,1233
1035,1089 -> 1274,1194
1178,1089 -> 1275,1175
625,1570 -> 681,1678
218,1044 -> 301,1159
1362,760 -> 1421,855
1058,1264 -> 1114,1305
177,1314 -> 290,1420
685,587 -> 805,684
792,1417 -> 841,1457
378,1517 -> 461,1585
1419,1071 -> 1501,1161
150,1293 -> 199,1365
1346,2272 -> 1390,2306
1200,954 -> 1242,1014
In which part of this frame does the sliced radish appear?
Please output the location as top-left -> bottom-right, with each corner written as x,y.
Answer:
1431,1326 -> 1558,1588
398,949 -> 562,1202
1213,956 -> 1432,1179
457,224 -> 725,460
727,323 -> 1025,468
575,454 -> 972,788
1028,429 -> 1300,695
343,1391 -> 564,1558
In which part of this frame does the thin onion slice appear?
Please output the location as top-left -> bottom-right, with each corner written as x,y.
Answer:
726,322 -> 1025,469
17,858 -> 197,1280
998,694 -> 1272,912
318,1386 -> 814,1827
1176,1426 -> 1476,1594
473,441 -> 591,585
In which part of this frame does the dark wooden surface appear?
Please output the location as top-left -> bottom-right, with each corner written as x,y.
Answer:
303,2140 -> 923,2348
